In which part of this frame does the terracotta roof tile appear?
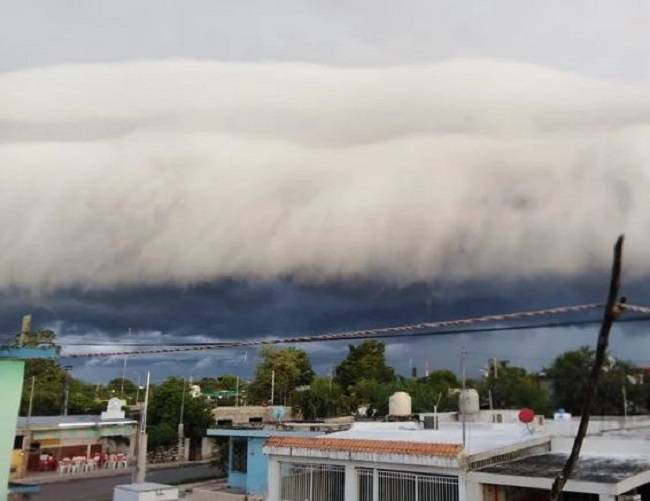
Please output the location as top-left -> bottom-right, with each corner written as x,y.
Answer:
265,436 -> 462,457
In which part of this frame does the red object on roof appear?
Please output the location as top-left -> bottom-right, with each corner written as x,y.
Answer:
265,436 -> 463,457
518,408 -> 535,424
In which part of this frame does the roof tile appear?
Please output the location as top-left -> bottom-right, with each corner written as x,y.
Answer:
265,436 -> 462,457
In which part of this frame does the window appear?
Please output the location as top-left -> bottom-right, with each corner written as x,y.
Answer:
280,462 -> 344,501
14,435 -> 24,450
360,469 -> 459,501
358,468 -> 373,501
231,438 -> 247,473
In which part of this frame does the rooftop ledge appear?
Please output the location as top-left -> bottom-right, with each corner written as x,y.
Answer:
0,345 -> 60,360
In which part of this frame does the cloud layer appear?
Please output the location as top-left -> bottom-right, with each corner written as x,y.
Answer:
1,59 -> 650,289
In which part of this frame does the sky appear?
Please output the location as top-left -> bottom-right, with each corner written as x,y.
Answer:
1,0 -> 650,383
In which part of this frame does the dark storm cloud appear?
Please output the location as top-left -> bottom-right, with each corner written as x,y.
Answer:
5,274 -> 650,382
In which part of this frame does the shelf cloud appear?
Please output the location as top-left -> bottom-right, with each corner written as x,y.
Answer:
1,59 -> 650,289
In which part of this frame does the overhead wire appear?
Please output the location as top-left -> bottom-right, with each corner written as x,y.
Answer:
57,302 -> 650,358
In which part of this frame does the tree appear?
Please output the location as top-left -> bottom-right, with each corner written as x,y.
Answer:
335,341 -> 395,392
409,370 -> 460,413
476,362 -> 551,415
147,377 -> 214,449
547,346 -> 641,415
107,378 -> 138,401
20,359 -> 66,415
292,377 -> 349,420
20,359 -> 105,415
248,347 -> 314,405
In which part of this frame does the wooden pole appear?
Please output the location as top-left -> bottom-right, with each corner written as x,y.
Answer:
549,235 -> 625,500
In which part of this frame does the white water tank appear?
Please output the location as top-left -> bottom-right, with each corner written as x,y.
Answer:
389,392 -> 412,416
458,389 -> 480,415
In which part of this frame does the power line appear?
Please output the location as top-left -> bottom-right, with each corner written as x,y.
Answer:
58,305 -> 650,359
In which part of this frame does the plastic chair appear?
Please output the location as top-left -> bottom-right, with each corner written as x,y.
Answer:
58,458 -> 71,475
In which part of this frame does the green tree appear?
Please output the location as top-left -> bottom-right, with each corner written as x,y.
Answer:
248,347 -> 314,405
20,359 -> 66,415
106,378 -> 139,401
335,341 -> 395,392
292,377 -> 349,420
547,346 -> 641,415
147,377 -> 214,449
477,362 -> 551,415
408,370 -> 460,413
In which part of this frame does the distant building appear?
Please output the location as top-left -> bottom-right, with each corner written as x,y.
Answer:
205,420 -> 350,499
212,405 -> 293,426
12,414 -> 137,479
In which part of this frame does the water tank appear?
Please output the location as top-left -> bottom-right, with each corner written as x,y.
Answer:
458,389 -> 480,415
389,392 -> 412,416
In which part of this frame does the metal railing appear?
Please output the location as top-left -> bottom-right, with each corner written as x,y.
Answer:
280,462 -> 345,501
358,467 -> 374,501
361,468 -> 459,501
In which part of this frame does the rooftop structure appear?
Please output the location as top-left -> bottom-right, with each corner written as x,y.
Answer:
212,405 -> 293,426
12,413 -> 138,480
263,421 -> 550,501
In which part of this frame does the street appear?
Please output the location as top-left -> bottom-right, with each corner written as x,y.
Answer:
29,464 -> 221,501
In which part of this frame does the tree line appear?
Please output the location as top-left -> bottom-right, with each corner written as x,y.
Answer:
18,339 -> 650,449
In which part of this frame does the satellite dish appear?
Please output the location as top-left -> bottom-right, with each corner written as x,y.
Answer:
518,408 -> 535,424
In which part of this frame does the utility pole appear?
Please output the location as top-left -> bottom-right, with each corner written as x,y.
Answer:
622,385 -> 628,419
329,368 -> 333,392
178,378 -> 187,461
235,376 -> 240,407
492,358 -> 498,379
134,371 -> 150,483
27,376 -> 36,427
461,347 -> 467,448
488,389 -> 494,412
135,374 -> 141,404
62,366 -> 72,416
120,356 -> 127,398
270,370 -> 275,405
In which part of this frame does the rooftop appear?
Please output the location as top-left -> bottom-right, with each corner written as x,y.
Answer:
16,415 -> 137,429
323,421 -> 546,455
265,436 -> 462,457
479,453 -> 650,484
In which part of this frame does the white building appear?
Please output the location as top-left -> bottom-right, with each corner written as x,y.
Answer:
264,421 -> 549,501
264,419 -> 650,501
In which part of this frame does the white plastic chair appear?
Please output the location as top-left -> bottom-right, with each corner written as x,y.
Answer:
58,458 -> 71,475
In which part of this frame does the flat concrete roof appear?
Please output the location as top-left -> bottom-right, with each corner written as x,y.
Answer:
479,453 -> 650,484
16,415 -> 137,429
323,422 -> 547,455
207,428 -> 318,438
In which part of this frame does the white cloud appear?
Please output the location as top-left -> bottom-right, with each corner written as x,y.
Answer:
1,59 -> 650,290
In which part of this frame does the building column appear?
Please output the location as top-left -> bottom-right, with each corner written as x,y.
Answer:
372,469 -> 379,501
461,473 -> 481,501
267,457 -> 281,501
0,359 -> 26,500
345,464 -> 358,501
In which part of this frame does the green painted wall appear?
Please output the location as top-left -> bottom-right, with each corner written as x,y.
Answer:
0,360 -> 25,500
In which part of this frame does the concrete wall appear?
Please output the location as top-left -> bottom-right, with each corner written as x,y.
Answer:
213,407 -> 293,426
0,360 -> 25,500
246,437 -> 268,496
226,437 -> 269,496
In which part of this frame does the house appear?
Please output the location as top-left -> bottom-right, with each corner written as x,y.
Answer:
263,417 -> 650,501
212,405 -> 293,426
205,421 -> 351,499
12,413 -> 137,479
263,421 -> 549,501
